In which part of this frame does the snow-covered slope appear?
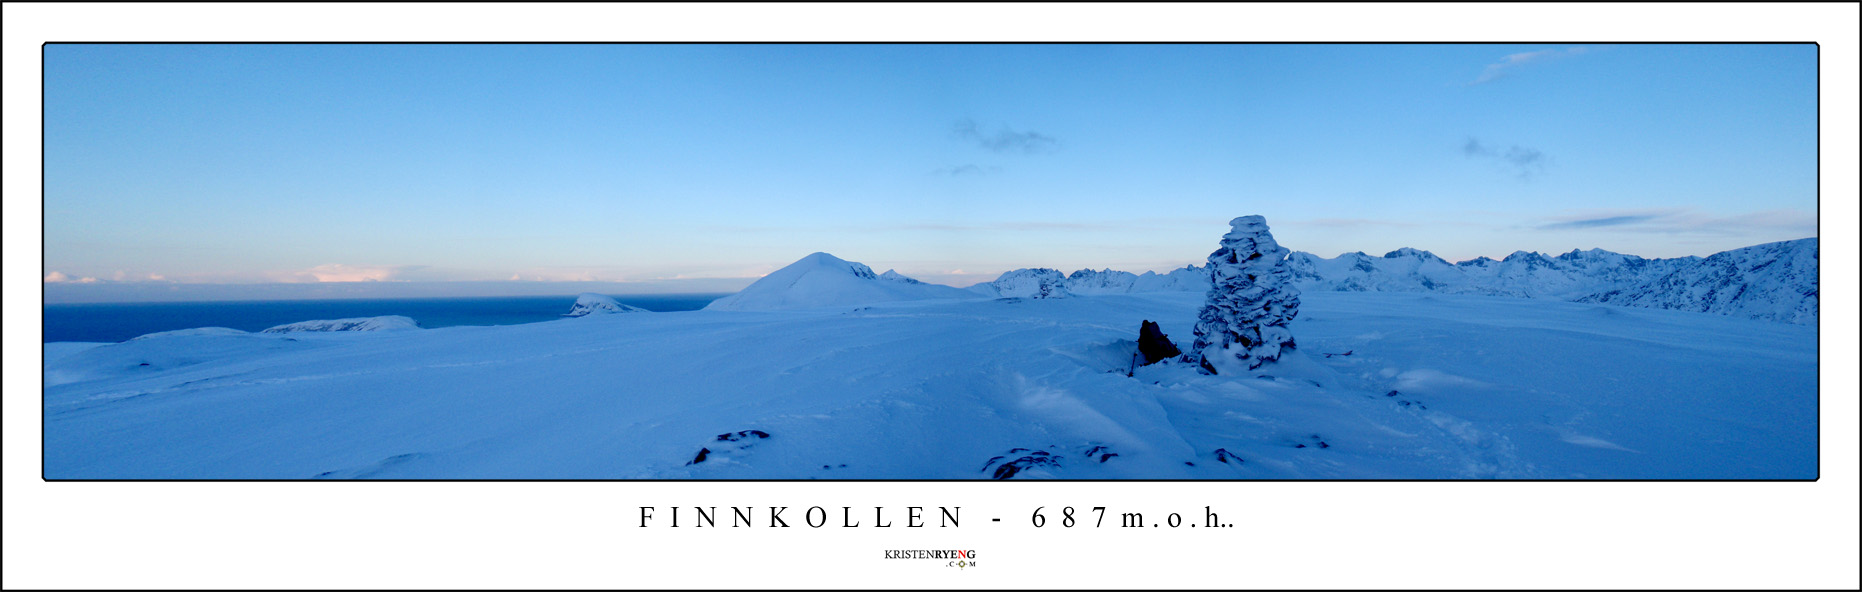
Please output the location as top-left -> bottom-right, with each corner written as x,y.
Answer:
1577,238 -> 1818,324
565,293 -> 649,317
703,252 -> 975,311
260,316 -> 421,333
43,291 -> 1814,479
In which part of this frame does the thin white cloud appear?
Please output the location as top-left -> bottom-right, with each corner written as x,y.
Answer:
1529,208 -> 1815,236
1464,137 -> 1549,180
43,271 -> 97,284
932,164 -> 1003,177
300,264 -> 421,283
1469,46 -> 1597,85
952,119 -> 1060,154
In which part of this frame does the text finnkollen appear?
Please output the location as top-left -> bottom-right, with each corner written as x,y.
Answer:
639,506 -> 959,528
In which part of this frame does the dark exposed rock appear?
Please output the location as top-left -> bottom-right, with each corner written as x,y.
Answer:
982,444 -> 1116,478
987,453 -> 1061,480
690,430 -> 769,467
1137,320 -> 1182,365
716,430 -> 770,442
1214,448 -> 1242,464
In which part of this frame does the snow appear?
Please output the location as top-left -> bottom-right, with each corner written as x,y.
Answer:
42,289 -> 1814,479
564,292 -> 649,317
703,252 -> 973,311
259,316 -> 422,333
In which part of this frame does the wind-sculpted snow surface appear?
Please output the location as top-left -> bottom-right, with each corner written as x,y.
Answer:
260,315 -> 421,333
1189,216 -> 1301,373
42,290 -> 1814,479
565,293 -> 649,317
703,252 -> 974,311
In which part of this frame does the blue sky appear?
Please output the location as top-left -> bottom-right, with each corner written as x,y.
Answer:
42,43 -> 1818,297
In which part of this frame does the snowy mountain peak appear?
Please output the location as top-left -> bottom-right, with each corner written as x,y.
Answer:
793,251 -> 877,280
878,269 -> 926,284
704,252 -> 972,311
1382,247 -> 1449,266
260,316 -> 421,334
987,268 -> 1071,299
565,293 -> 649,317
1502,250 -> 1552,266
1064,268 -> 1139,295
1130,265 -> 1209,293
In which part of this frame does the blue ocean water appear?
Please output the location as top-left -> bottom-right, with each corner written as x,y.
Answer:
41,294 -> 728,343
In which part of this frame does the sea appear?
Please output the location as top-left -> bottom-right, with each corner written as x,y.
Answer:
41,294 -> 729,344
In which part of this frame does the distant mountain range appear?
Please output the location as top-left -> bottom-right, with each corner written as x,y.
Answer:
976,238 -> 1817,324
1285,238 -> 1817,324
706,238 -> 1818,324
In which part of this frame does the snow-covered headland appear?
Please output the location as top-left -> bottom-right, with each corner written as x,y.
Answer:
260,315 -> 422,333
42,224 -> 1816,480
564,293 -> 650,317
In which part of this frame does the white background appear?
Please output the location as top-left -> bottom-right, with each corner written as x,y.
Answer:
5,3 -> 1858,589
